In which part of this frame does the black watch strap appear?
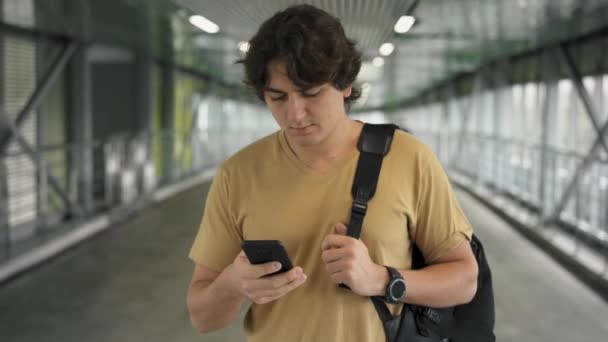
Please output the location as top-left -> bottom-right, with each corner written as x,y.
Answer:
386,266 -> 401,279
384,266 -> 406,304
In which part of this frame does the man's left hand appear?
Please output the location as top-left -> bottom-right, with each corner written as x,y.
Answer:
321,222 -> 388,296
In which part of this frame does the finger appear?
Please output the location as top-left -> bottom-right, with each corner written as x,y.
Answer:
334,222 -> 348,235
321,247 -> 343,264
321,234 -> 351,251
250,266 -> 302,289
255,274 -> 305,304
325,259 -> 346,274
248,261 -> 283,279
256,270 -> 307,298
236,250 -> 250,263
269,271 -> 307,298
248,269 -> 307,303
254,296 -> 275,305
266,267 -> 303,289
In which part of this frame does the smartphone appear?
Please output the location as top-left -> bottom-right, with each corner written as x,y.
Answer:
241,240 -> 294,276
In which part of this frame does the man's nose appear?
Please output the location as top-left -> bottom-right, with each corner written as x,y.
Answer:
287,95 -> 306,124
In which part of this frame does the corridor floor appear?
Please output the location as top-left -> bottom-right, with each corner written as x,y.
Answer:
1,179 -> 607,342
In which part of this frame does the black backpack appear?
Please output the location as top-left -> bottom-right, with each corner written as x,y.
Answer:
346,123 -> 495,342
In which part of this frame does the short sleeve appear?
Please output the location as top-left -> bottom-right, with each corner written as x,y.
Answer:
189,166 -> 243,272
411,148 -> 473,263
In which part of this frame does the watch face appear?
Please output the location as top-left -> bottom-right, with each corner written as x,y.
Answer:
390,279 -> 406,300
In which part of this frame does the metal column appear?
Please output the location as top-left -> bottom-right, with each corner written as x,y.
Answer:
440,86 -> 451,166
135,3 -> 153,137
68,46 -> 93,216
538,50 -> 560,223
451,74 -> 479,172
160,8 -> 175,184
36,39 -> 48,230
0,2 -> 7,259
491,60 -> 510,194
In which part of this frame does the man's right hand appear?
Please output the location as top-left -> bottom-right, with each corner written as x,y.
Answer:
227,251 -> 307,304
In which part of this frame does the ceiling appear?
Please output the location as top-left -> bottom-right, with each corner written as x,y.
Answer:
174,0 -> 608,109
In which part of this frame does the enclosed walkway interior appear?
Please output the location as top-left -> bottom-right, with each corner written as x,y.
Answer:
1,0 -> 608,341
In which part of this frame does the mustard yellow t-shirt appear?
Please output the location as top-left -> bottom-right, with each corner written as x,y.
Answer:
189,129 -> 472,342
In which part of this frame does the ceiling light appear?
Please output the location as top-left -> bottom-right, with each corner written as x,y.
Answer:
238,41 -> 250,53
372,57 -> 384,67
394,15 -> 416,33
379,43 -> 394,56
189,15 -> 220,34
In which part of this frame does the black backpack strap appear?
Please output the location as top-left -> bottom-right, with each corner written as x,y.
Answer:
371,296 -> 395,323
346,123 -> 494,341
347,123 -> 398,238
371,296 -> 401,342
345,123 -> 402,338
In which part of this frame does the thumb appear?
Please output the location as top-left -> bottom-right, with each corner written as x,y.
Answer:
335,222 -> 348,235
236,250 -> 250,263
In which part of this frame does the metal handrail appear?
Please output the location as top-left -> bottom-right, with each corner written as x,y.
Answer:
0,127 -> 271,261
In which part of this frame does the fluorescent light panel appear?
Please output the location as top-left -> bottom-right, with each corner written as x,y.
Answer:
394,15 -> 416,33
373,57 -> 384,67
189,15 -> 220,34
238,41 -> 250,53
379,43 -> 394,56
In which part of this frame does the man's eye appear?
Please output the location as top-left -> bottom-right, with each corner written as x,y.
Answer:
302,90 -> 320,98
270,95 -> 286,101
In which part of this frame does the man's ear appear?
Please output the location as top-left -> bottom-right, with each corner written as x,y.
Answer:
343,85 -> 352,98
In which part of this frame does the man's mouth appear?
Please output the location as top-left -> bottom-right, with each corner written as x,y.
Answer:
289,125 -> 314,135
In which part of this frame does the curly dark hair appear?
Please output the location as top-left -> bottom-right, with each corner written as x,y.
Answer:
238,4 -> 362,109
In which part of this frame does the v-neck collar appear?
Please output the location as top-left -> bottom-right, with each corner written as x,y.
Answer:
277,130 -> 359,183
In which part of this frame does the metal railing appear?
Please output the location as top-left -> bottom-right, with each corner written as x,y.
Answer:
0,127 -> 271,264
416,130 -> 608,282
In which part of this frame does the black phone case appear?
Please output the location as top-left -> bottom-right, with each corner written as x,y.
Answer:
241,240 -> 294,275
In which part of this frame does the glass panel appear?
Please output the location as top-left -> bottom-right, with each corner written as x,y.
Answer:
3,0 -> 34,27
3,34 -> 37,229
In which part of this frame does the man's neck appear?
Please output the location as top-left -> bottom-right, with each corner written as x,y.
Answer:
288,119 -> 363,173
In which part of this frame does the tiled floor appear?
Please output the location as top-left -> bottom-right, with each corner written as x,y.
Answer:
0,181 -> 607,342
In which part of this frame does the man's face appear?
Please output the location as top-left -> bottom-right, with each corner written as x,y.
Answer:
264,61 -> 352,149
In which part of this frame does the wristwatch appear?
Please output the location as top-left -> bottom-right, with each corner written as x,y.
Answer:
384,266 -> 406,304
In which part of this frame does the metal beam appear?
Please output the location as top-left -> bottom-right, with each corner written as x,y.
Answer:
0,41 -> 78,154
362,24 -> 608,114
546,44 -> 608,222
406,0 -> 420,15
561,44 -> 608,154
393,32 -> 478,41
0,22 -> 71,43
547,119 -> 608,224
2,119 -> 78,214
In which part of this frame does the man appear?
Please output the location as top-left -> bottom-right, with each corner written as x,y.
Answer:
187,4 -> 478,341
